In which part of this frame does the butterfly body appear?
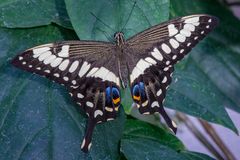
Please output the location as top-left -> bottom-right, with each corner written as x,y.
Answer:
11,14 -> 218,152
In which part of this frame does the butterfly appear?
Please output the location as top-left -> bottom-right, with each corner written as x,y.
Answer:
11,14 -> 218,152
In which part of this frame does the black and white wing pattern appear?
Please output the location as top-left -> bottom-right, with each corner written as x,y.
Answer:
126,14 -> 218,133
11,41 -> 121,152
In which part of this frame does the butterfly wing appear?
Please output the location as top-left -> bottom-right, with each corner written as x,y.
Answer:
126,14 -> 219,133
11,41 -> 121,152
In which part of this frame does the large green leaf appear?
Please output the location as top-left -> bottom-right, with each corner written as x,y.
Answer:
121,120 -> 214,160
0,0 -> 72,29
64,0 -> 170,40
0,25 -> 126,159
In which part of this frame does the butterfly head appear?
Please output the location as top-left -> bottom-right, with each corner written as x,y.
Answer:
114,32 -> 125,46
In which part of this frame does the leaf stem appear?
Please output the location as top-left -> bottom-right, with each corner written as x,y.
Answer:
198,119 -> 236,160
176,113 -> 225,160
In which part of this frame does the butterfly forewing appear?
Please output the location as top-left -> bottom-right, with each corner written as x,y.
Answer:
126,14 -> 218,132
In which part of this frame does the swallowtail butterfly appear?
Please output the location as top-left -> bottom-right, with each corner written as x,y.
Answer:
12,14 -> 218,152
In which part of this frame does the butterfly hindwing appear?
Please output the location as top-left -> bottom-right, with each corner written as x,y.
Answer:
11,41 -> 121,152
127,14 -> 218,132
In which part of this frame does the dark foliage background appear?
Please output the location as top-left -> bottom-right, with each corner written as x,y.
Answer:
0,0 -> 239,159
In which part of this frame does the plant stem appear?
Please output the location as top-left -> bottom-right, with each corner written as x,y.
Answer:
176,113 -> 225,160
199,119 -> 236,160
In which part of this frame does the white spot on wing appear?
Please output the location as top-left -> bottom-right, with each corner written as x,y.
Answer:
86,101 -> 94,108
59,59 -> 70,71
172,121 -> 177,128
54,73 -> 60,77
151,48 -> 163,61
44,70 -> 50,73
93,67 -> 109,79
169,39 -> 179,49
33,47 -> 50,55
145,57 -> 157,65
131,67 -> 142,83
63,76 -> 69,81
163,67 -> 169,71
38,51 -> 52,61
136,59 -> 151,72
88,143 -> 92,151
142,100 -> 148,107
180,29 -> 191,37
184,24 -> 195,32
161,43 -> 171,54
72,80 -> 76,85
43,55 -> 56,65
105,107 -> 113,112
69,60 -> 79,73
143,112 -> 150,115
78,61 -> 91,77
94,110 -> 103,118
58,45 -> 70,57
184,17 -> 199,24
175,34 -> 186,42
50,57 -> 63,67
151,101 -> 160,108
192,22 -> 200,26
168,24 -> 178,36
81,138 -> 86,149
166,61 -> 170,65
77,93 -> 84,98
157,89 -> 162,96
162,76 -> 167,83
172,55 -> 177,60
105,71 -> 117,84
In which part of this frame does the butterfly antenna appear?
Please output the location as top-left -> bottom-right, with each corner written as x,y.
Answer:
90,12 -> 115,33
121,1 -> 137,32
96,27 -> 115,42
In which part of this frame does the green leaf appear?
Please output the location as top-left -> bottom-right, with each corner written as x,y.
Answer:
0,0 -> 72,29
121,120 -> 214,160
64,0 -> 170,40
0,25 -> 125,159
181,151 -> 215,160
